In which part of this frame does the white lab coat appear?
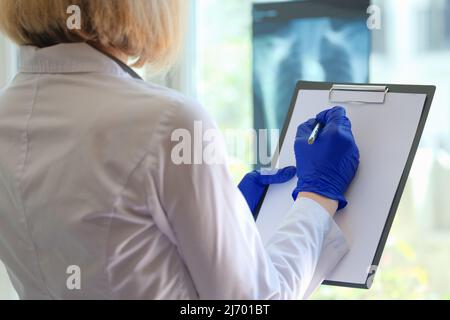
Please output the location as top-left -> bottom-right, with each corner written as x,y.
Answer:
0,43 -> 348,300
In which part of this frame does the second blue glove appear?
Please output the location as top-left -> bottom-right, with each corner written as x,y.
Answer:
239,166 -> 296,219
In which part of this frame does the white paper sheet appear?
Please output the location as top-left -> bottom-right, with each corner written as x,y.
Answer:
256,89 -> 427,286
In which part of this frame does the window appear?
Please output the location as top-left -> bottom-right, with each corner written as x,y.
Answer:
194,0 -> 255,180
196,0 -> 450,299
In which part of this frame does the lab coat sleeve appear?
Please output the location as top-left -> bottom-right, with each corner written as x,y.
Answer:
145,99 -> 349,299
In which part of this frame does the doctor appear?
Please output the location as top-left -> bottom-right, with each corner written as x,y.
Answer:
0,0 -> 359,299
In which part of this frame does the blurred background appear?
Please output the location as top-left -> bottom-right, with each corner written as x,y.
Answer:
0,0 -> 449,299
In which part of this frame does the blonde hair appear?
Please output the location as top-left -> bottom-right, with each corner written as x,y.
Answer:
0,0 -> 183,69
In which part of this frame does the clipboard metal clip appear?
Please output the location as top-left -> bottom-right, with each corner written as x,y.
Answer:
329,84 -> 389,104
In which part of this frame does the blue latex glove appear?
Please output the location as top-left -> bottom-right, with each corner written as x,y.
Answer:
293,106 -> 360,210
239,166 -> 297,218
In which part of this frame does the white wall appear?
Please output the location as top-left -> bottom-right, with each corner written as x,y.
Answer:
0,34 -> 19,299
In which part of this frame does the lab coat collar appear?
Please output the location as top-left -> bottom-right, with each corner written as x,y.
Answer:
19,42 -> 132,78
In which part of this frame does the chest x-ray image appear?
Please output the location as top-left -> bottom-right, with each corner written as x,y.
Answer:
253,0 -> 370,133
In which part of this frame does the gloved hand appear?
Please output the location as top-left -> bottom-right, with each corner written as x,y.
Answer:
239,166 -> 296,219
293,106 -> 360,211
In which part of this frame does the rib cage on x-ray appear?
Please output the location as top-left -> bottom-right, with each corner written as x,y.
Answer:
253,17 -> 370,136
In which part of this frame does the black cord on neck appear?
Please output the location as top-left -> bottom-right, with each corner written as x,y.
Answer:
87,43 -> 143,80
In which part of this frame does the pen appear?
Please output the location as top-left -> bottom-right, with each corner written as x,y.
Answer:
308,123 -> 321,145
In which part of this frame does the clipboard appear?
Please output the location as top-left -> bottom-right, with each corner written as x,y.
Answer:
255,81 -> 436,289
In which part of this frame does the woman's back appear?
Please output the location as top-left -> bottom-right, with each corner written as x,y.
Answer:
0,43 -> 199,299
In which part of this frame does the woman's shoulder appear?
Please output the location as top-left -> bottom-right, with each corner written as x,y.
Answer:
113,77 -> 216,131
